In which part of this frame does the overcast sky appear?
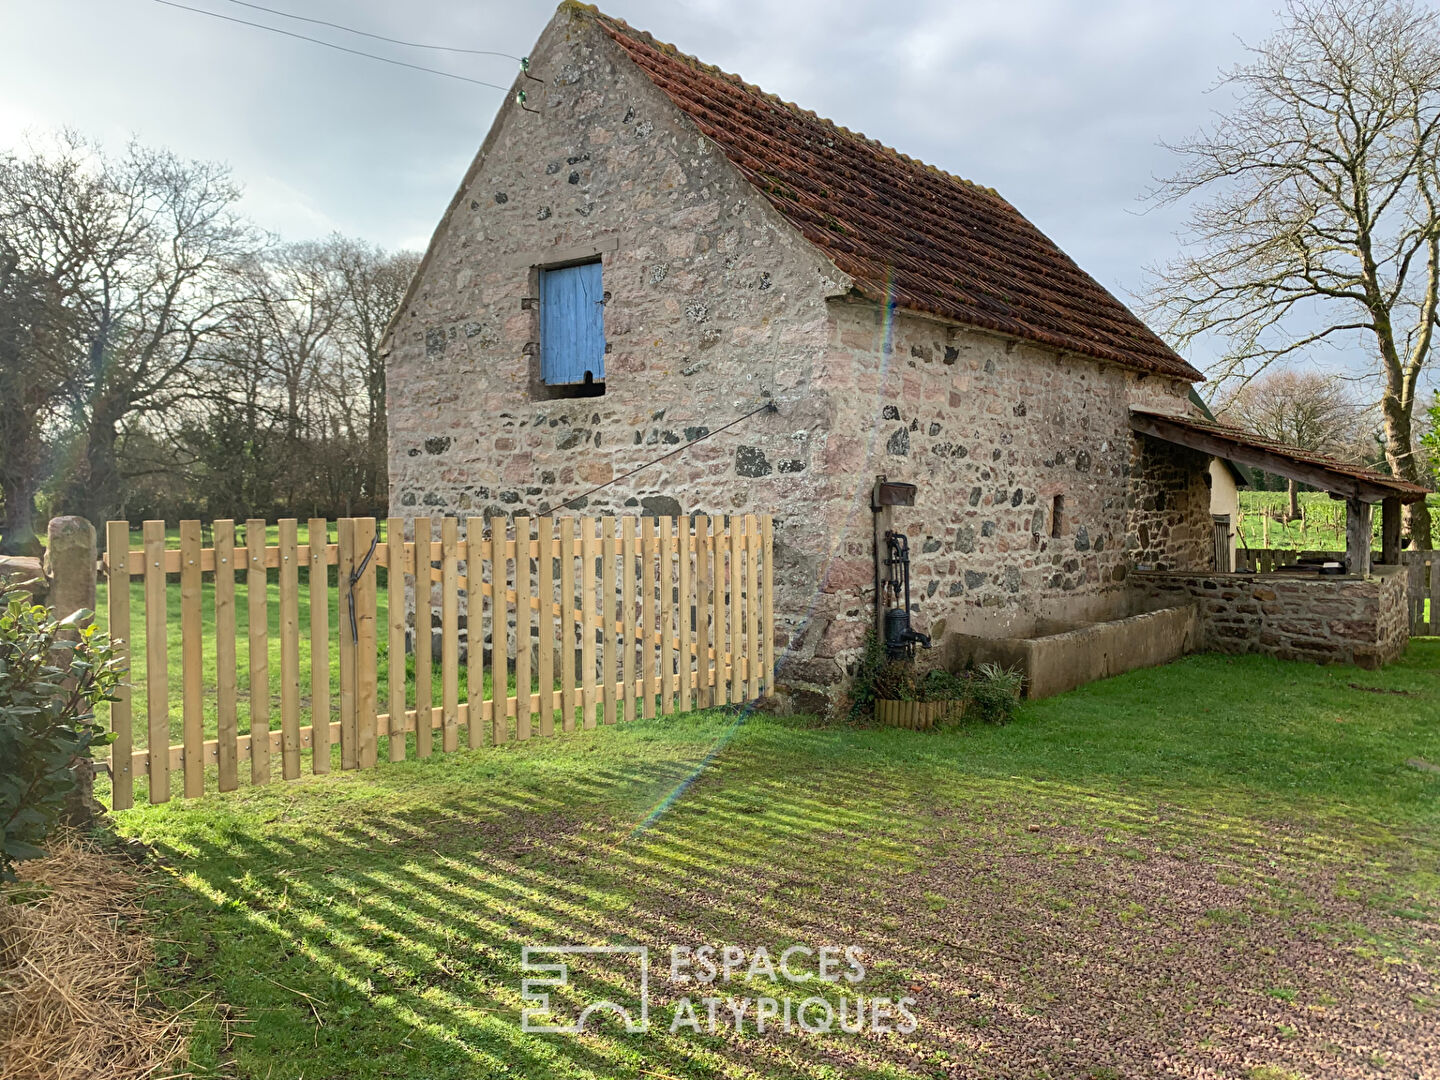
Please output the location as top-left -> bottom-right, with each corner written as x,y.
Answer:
1,0 -> 1287,374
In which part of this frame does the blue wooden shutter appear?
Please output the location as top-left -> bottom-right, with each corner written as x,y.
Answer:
540,261 -> 605,385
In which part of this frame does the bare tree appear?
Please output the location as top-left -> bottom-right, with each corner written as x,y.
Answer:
332,239 -> 418,504
0,242 -> 66,554
1217,369 -> 1366,518
1148,0 -> 1440,547
0,133 -> 258,523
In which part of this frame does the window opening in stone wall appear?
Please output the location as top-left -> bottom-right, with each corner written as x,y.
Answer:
539,259 -> 606,395
1051,494 -> 1064,539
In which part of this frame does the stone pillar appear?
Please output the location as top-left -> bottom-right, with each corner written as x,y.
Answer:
44,515 -> 104,828
1345,499 -> 1372,578
45,516 -> 97,626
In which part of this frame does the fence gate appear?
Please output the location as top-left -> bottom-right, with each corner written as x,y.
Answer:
104,514 -> 776,807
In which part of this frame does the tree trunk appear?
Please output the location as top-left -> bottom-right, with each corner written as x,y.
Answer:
0,470 -> 43,556
1381,386 -> 1433,549
57,407 -> 123,526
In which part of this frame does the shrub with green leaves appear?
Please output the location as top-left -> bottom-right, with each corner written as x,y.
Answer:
967,662 -> 1024,725
918,668 -> 969,703
846,630 -> 889,719
0,583 -> 123,881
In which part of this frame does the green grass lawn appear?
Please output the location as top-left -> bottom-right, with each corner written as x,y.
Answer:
113,642 -> 1440,1080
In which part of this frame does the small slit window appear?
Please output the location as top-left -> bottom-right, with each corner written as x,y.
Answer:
1050,495 -> 1064,539
539,260 -> 605,388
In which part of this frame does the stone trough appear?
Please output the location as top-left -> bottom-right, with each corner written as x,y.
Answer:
940,603 -> 1200,700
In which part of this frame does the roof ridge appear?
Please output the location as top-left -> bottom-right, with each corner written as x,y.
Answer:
564,1 -> 1202,382
571,3 -> 1008,203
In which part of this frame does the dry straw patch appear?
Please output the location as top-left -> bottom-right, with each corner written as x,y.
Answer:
0,833 -> 188,1080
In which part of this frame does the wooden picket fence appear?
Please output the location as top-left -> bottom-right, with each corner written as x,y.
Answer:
103,513 -> 776,807
1235,546 -> 1440,635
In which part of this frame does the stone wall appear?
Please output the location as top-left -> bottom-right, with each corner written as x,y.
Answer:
1127,435 -> 1214,572
1131,566 -> 1410,669
814,301 -> 1199,661
384,6 -> 1216,710
384,9 -> 856,707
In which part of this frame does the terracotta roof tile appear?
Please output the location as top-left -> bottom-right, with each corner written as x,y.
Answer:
589,8 -> 1203,381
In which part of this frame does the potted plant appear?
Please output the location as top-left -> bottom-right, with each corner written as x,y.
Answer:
874,665 -> 969,729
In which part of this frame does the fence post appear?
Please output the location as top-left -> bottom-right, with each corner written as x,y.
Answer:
46,517 -> 104,826
45,516 -> 96,626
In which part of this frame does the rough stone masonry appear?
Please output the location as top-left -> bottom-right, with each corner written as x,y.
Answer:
384,6 -> 1214,710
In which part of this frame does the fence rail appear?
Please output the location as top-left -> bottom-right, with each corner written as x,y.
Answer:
104,514 -> 776,807
1235,546 -> 1439,635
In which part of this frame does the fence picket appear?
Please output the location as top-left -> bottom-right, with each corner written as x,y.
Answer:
278,519 -> 302,780
602,517 -> 617,725
1422,552 -> 1434,639
106,522 -> 134,810
467,517 -> 487,749
538,517 -> 556,737
354,517 -> 379,770
695,514 -> 711,708
659,516 -> 674,716
337,518 -> 357,770
413,518 -> 433,758
677,516 -> 692,712
713,515 -> 727,705
623,516 -> 638,723
638,517 -> 655,719
746,514 -> 760,702
490,517 -> 510,745
143,521 -> 169,804
179,520 -> 204,798
581,517 -> 598,729
516,515 -> 533,742
560,517 -> 577,732
730,517 -> 743,703
762,515 -> 775,695
308,518 -> 330,773
441,517 -> 460,753
387,517 -> 408,762
246,519 -> 270,785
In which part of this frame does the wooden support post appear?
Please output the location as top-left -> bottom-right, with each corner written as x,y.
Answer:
1381,497 -> 1402,565
1345,498 -> 1373,577
105,522 -> 133,810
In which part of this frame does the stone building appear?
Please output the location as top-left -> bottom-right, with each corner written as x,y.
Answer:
385,4 -> 1426,707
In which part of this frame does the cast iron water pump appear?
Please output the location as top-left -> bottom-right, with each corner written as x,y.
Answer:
883,530 -> 931,659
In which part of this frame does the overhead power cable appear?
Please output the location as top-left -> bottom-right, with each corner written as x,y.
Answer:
554,400 -> 779,513
216,0 -> 522,60
148,0 -> 515,91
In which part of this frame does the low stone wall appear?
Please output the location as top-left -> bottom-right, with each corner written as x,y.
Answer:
1131,567 -> 1409,669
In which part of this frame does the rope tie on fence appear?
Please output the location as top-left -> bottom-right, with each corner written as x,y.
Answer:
348,531 -> 378,644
